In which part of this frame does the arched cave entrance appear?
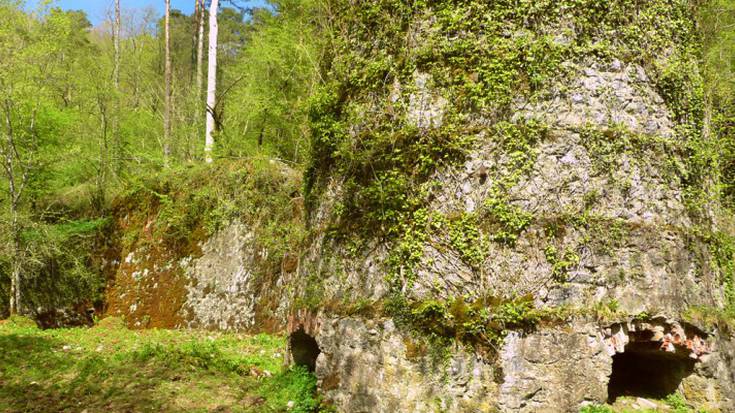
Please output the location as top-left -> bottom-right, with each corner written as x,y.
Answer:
607,341 -> 695,402
289,327 -> 321,372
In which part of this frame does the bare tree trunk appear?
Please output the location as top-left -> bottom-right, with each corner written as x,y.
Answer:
112,0 -> 121,175
10,208 -> 21,315
8,169 -> 21,316
2,102 -> 26,315
195,0 -> 205,104
114,0 -> 121,89
163,0 -> 173,164
96,97 -> 109,210
204,0 -> 219,163
188,0 -> 206,161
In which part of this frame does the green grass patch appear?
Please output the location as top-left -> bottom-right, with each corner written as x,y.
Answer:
0,317 -> 328,413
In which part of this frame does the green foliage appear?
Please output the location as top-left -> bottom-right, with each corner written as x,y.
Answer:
404,295 -> 545,348
579,394 -> 697,413
483,193 -> 533,245
704,230 -> 735,314
580,405 -> 613,413
4,315 -> 38,329
0,214 -> 107,318
116,159 -> 305,281
447,212 -> 488,268
683,305 -> 735,336
665,393 -> 691,413
545,245 -> 581,283
698,1 -> 735,207
223,0 -> 325,163
0,0 -> 326,314
578,125 -> 684,180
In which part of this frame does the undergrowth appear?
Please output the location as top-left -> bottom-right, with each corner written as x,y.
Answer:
0,316 -> 330,413
113,158 -> 305,282
580,393 -> 707,413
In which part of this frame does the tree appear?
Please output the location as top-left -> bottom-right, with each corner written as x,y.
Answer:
0,4 -> 42,314
195,0 -> 205,103
112,0 -> 122,175
0,5 -> 94,314
0,97 -> 32,316
698,1 -> 735,204
114,0 -> 121,89
164,0 -> 173,164
222,0 -> 324,162
205,0 -> 219,163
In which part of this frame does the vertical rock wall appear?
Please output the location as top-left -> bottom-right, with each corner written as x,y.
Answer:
104,220 -> 293,332
295,1 -> 735,411
103,162 -> 301,332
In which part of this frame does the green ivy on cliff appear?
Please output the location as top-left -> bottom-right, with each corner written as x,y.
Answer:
303,0 -> 735,343
114,159 -> 305,284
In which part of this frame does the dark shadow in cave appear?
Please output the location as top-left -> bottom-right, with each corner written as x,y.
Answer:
289,327 -> 321,372
607,341 -> 695,402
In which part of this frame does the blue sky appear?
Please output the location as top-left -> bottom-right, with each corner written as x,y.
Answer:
26,0 -> 269,25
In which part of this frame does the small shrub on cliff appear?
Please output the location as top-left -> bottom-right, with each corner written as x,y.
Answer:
114,159 -> 306,280
406,295 -> 546,348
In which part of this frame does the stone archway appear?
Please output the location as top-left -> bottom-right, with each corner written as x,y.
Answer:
289,327 -> 321,372
607,340 -> 696,401
602,319 -> 709,402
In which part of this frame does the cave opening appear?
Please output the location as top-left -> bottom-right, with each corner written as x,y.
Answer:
607,341 -> 695,402
289,327 -> 321,372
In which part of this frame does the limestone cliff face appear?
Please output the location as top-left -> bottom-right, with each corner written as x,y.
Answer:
105,222 -> 293,331
102,162 -> 301,333
291,1 -> 735,412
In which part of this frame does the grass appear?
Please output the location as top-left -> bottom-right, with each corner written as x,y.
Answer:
580,394 -> 707,413
0,316 -> 327,413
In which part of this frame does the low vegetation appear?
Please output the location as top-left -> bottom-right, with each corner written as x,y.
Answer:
580,393 -> 706,413
0,316 -> 329,413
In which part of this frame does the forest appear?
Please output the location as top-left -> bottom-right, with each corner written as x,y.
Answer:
0,0 -> 324,316
1,0 -> 735,412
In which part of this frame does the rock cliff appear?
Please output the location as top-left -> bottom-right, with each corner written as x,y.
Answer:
290,1 -> 735,411
99,1 -> 735,411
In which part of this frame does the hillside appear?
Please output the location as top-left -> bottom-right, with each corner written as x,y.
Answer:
1,0 -> 735,412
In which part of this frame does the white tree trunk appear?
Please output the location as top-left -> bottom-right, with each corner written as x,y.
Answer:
164,0 -> 172,163
204,0 -> 219,163
10,209 -> 21,315
113,0 -> 121,173
114,0 -> 121,89
195,0 -> 205,102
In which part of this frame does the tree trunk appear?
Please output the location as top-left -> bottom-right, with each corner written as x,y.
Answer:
9,203 -> 21,316
163,0 -> 173,164
113,0 -> 121,174
3,105 -> 22,315
204,0 -> 219,163
114,0 -> 121,89
188,0 -> 206,161
96,98 -> 109,211
195,0 -> 205,104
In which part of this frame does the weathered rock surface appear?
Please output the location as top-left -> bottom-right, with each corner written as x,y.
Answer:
289,1 -> 735,412
97,1 -> 735,411
105,220 -> 291,332
309,317 -> 498,413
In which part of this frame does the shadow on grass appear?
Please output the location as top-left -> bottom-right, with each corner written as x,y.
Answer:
0,326 -> 322,413
0,333 -> 176,413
